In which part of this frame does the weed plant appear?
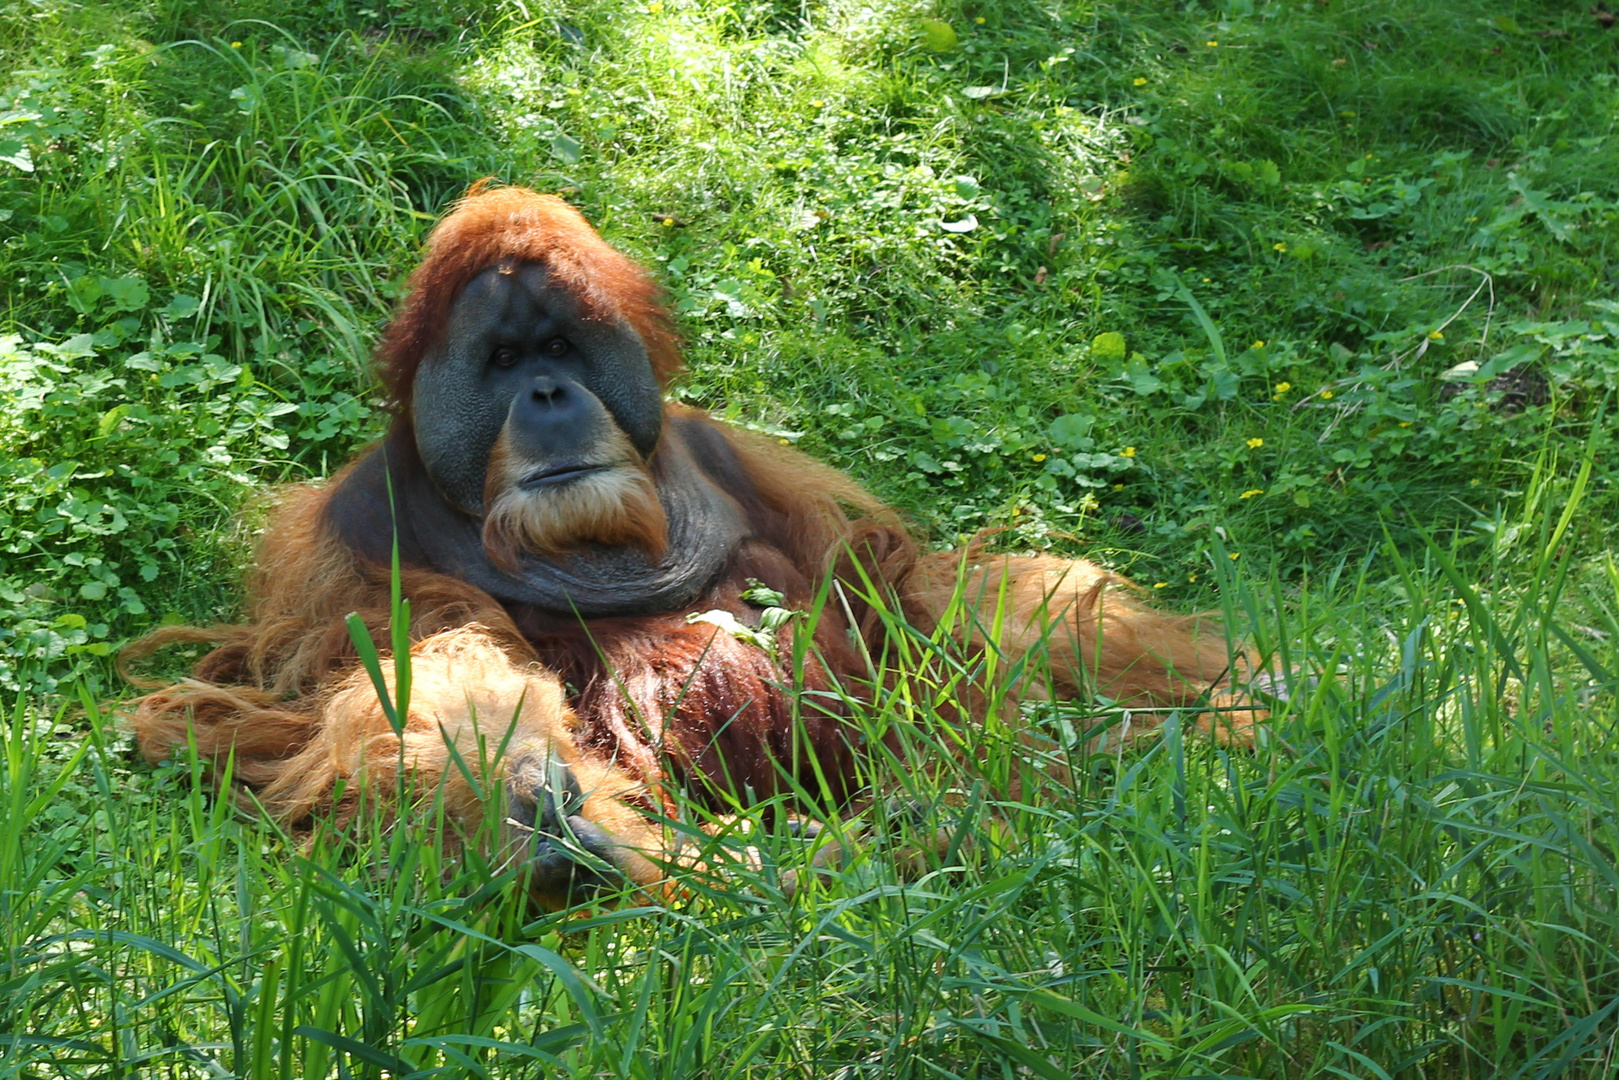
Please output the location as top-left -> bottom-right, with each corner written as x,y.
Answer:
2,0 -> 1618,1076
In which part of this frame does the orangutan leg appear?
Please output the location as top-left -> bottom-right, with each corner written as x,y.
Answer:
905,551 -> 1266,747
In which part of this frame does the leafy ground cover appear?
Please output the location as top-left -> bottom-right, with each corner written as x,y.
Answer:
2,0 -> 1617,1076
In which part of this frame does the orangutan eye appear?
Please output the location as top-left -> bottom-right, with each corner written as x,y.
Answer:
492,347 -> 517,368
543,337 -> 570,357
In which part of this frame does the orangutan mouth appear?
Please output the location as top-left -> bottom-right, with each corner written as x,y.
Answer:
519,463 -> 605,489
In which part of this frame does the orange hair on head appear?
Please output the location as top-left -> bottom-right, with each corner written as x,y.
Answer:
374,181 -> 682,416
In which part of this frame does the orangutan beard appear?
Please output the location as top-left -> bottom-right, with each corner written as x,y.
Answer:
481,429 -> 668,572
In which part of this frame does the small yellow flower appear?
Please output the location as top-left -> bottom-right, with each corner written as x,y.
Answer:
1239,488 -> 1263,499
810,99 -> 824,107
1121,446 -> 1137,458
1428,330 -> 1444,340
1399,421 -> 1412,427
1246,437 -> 1264,449
1252,340 -> 1266,349
1031,452 -> 1047,462
1188,573 -> 1198,582
974,15 -> 986,24
1206,40 -> 1219,47
1321,389 -> 1334,400
1229,552 -> 1241,560
1112,483 -> 1124,490
778,438 -> 790,445
1133,77 -> 1148,86
231,40 -> 243,47
647,0 -> 663,10
1274,381 -> 1291,394
662,217 -> 676,227
1201,277 -> 1211,283
1153,582 -> 1168,588
1273,242 -> 1288,253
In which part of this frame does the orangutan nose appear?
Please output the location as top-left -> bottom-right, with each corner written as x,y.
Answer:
503,755 -> 625,908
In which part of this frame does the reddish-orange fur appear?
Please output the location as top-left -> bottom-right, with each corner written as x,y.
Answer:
125,184 -> 1261,900
375,180 -> 682,415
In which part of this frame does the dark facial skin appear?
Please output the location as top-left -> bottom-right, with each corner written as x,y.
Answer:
324,261 -> 749,615
412,264 -> 665,515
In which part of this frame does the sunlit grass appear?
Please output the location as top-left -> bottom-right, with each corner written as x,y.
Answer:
6,520 -> 1617,1076
3,0 -> 1619,1075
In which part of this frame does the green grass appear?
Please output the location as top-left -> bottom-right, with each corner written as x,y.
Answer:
3,0 -> 1618,1075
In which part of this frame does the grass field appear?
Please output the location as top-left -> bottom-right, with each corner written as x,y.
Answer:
3,0 -> 1619,1076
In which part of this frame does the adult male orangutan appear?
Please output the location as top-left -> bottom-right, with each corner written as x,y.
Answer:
127,182 -> 1260,908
